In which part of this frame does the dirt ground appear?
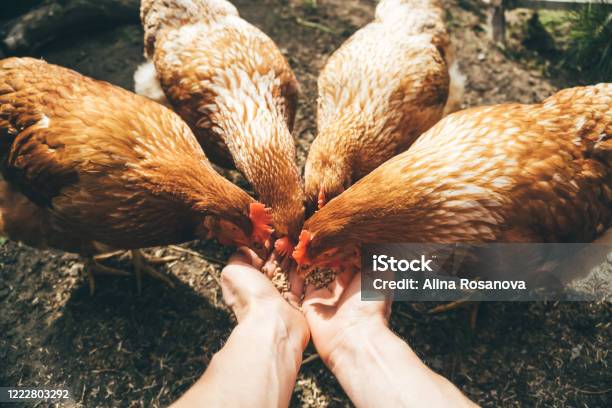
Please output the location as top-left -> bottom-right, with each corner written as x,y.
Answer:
1,0 -> 611,407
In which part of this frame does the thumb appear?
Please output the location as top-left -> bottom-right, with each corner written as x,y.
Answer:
228,247 -> 265,270
221,248 -> 265,321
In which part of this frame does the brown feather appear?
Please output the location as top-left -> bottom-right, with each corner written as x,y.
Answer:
301,84 -> 612,264
304,0 -> 453,212
0,57 -> 255,255
140,0 -> 305,239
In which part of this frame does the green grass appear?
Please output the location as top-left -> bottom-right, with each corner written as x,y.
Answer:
523,5 -> 611,83
562,3 -> 612,82
303,0 -> 318,11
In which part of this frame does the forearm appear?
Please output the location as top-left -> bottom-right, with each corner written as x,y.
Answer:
172,314 -> 303,408
327,325 -> 477,408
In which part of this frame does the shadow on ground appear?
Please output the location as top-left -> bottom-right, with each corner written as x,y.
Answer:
1,0 -> 611,407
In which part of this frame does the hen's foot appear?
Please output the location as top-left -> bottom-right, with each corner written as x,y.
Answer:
93,250 -> 178,265
87,250 -> 177,295
131,249 -> 176,294
429,300 -> 480,329
140,253 -> 179,265
85,258 -> 131,296
429,299 -> 469,314
93,250 -> 126,262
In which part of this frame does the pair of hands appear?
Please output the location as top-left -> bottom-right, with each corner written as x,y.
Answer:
221,247 -> 390,364
217,248 -> 477,408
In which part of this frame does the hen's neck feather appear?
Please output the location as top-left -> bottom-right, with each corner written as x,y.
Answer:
123,106 -> 252,224
205,71 -> 305,236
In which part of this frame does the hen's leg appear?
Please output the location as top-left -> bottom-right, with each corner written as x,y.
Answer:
93,250 -> 125,262
131,249 -> 176,294
429,301 -> 480,329
138,252 -> 179,265
93,250 -> 177,264
87,250 -> 177,294
85,257 -> 131,296
429,299 -> 469,313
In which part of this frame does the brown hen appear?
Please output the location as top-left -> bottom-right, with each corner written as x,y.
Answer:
294,85 -> 611,278
0,57 -> 273,293
304,0 -> 464,213
135,0 -> 305,259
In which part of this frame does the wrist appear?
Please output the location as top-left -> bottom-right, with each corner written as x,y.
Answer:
322,325 -> 476,408
240,303 -> 309,360
323,318 -> 390,368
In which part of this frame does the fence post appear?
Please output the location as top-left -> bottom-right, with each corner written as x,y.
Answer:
485,0 -> 507,45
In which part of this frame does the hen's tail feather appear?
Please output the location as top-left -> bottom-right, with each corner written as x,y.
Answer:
561,84 -> 611,164
546,84 -> 611,131
545,83 -> 611,107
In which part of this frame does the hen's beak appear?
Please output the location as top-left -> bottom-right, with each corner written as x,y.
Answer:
274,237 -> 295,258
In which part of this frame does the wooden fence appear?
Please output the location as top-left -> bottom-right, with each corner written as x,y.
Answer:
485,0 -> 612,44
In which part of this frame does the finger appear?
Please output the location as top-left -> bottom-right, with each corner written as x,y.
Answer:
228,247 -> 264,270
262,254 -> 278,279
322,268 -> 355,305
280,254 -> 293,272
384,301 -> 393,321
335,268 -> 356,292
333,269 -> 365,308
303,283 -> 332,301
288,267 -> 305,300
304,281 -> 317,297
222,249 -> 274,294
282,291 -> 301,310
303,283 -> 339,307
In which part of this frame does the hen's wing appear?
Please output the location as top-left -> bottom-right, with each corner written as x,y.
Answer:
410,84 -> 612,242
310,85 -> 611,247
0,58 -> 210,251
1,58 -> 84,208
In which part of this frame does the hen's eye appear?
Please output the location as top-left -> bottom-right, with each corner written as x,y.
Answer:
253,242 -> 262,249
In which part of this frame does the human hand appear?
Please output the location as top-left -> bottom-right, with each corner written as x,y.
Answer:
172,248 -> 311,408
301,269 -> 392,365
221,247 -> 309,350
260,243 -> 305,308
301,270 -> 477,408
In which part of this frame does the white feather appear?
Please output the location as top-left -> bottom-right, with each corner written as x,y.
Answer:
134,60 -> 169,106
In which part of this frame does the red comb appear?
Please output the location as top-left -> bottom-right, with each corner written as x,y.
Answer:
274,237 -> 294,257
292,230 -> 312,265
249,203 -> 274,243
317,189 -> 326,210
